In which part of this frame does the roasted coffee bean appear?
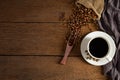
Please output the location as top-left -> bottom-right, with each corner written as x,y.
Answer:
66,4 -> 98,46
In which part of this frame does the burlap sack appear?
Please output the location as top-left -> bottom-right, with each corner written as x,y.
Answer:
75,0 -> 104,20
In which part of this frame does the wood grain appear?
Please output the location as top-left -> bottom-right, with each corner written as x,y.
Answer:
0,23 -> 66,55
0,0 -> 108,79
0,56 -> 108,80
0,0 -> 73,22
0,23 -> 98,55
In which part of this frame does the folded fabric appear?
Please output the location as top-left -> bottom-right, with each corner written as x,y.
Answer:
75,0 -> 104,20
98,0 -> 120,80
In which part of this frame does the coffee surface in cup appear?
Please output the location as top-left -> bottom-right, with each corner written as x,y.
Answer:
89,38 -> 108,58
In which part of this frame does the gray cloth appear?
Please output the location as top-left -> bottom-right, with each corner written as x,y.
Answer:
98,0 -> 120,80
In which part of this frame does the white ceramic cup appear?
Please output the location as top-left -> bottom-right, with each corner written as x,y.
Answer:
86,37 -> 109,60
80,31 -> 116,66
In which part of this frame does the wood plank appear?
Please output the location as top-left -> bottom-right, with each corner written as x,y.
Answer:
0,0 -> 73,22
0,56 -> 108,80
0,23 -> 98,55
0,23 -> 66,55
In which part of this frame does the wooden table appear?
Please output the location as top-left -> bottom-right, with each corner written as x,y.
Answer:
0,0 -> 108,80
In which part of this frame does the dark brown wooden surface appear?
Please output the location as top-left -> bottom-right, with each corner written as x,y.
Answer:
0,0 -> 108,80
0,23 -> 97,55
0,0 -> 73,22
0,23 -> 67,55
0,56 -> 108,80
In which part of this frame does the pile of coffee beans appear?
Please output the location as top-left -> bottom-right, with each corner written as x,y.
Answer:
66,4 -> 98,46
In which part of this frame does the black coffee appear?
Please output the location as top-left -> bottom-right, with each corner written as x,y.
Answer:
89,38 -> 108,58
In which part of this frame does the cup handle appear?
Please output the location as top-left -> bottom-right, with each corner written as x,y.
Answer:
106,57 -> 112,62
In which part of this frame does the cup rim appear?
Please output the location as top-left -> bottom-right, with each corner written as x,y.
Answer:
87,37 -> 110,59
